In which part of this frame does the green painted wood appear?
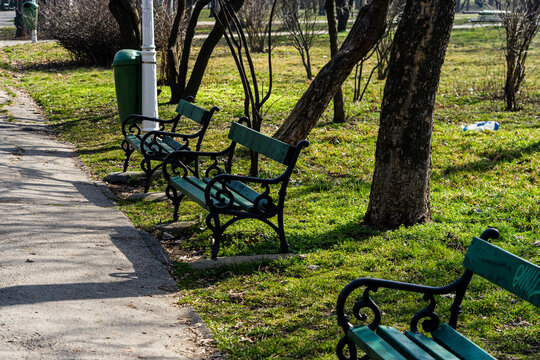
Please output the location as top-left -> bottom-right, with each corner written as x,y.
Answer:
169,176 -> 208,208
228,122 -> 294,165
126,134 -> 142,152
405,331 -> 460,360
377,326 -> 436,360
203,178 -> 255,211
347,325 -> 408,360
464,237 -> 540,307
204,178 -> 265,206
175,100 -> 209,125
170,176 -> 248,211
432,324 -> 496,360
162,136 -> 185,151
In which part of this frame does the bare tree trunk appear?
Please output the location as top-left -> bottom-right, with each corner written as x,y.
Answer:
109,0 -> 141,50
15,0 -> 25,38
335,0 -> 354,32
364,0 -> 456,229
325,0 -> 345,123
167,0 -> 210,103
179,0 -> 245,101
167,0 -> 187,103
274,0 -> 390,144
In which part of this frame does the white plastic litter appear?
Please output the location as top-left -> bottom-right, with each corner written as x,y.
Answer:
462,121 -> 500,131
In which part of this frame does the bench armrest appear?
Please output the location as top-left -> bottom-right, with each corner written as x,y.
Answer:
163,146 -> 235,180
204,173 -> 283,213
336,277 -> 463,333
139,130 -> 207,158
121,114 -> 178,138
337,229 -> 501,334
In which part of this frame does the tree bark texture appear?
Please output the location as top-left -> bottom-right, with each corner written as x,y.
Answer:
364,0 -> 456,229
273,0 -> 390,144
179,0 -> 244,101
166,0 -> 187,103
325,0 -> 345,123
335,0 -> 354,32
168,0 -> 210,103
109,0 -> 141,50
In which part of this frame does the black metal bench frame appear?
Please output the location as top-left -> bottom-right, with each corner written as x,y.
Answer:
162,118 -> 309,259
336,228 -> 539,360
121,97 -> 219,192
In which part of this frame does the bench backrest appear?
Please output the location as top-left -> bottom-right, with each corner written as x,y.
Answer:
463,237 -> 540,307
228,122 -> 297,166
175,99 -> 215,126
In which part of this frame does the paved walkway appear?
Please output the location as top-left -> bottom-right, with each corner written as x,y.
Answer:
0,85 -> 217,357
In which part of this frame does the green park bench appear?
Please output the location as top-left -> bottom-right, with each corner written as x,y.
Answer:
121,97 -> 219,192
336,228 -> 539,360
162,119 -> 309,259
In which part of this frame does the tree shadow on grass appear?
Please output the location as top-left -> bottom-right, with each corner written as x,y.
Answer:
437,140 -> 539,177
173,218 -> 381,292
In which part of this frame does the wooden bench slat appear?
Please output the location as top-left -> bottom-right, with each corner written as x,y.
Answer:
377,326 -> 436,360
175,99 -> 211,125
170,176 -> 252,211
169,176 -> 209,208
432,324 -> 496,360
405,331 -> 460,360
162,136 -> 186,151
203,178 -> 271,209
228,122 -> 294,166
126,134 -> 142,152
464,237 -> 540,307
201,178 -> 254,211
126,134 -> 180,155
348,325 -> 408,360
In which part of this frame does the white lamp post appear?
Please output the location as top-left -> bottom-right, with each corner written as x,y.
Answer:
141,0 -> 160,132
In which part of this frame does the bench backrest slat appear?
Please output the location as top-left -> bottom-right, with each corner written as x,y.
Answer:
228,122 -> 295,166
463,237 -> 540,307
175,100 -> 212,125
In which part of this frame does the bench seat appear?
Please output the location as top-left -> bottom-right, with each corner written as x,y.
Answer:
336,229 -> 539,360
120,98 -> 218,192
347,324 -> 494,360
163,120 -> 308,259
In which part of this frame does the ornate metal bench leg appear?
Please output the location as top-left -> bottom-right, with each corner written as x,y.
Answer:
206,214 -> 222,260
336,336 -> 358,360
277,211 -> 289,253
141,159 -> 154,193
166,186 -> 183,222
121,140 -> 134,172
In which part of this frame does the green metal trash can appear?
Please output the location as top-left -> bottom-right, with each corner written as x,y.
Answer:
22,1 -> 38,31
112,49 -> 142,124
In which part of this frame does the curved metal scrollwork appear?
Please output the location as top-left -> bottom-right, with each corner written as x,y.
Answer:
253,184 -> 276,214
337,336 -> 358,360
351,287 -> 382,330
205,157 -> 225,178
126,122 -> 141,137
410,294 -> 440,332
168,157 -> 189,178
145,135 -> 167,157
212,183 -> 235,210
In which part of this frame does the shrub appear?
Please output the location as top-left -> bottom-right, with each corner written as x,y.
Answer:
39,0 -> 121,66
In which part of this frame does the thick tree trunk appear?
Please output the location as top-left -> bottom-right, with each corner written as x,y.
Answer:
325,0 -> 345,123
274,0 -> 389,144
109,0 -> 141,50
364,0 -> 456,229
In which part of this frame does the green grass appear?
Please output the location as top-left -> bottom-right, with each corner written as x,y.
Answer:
0,26 -> 538,359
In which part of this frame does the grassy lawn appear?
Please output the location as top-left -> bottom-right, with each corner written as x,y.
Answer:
0,26 -> 538,359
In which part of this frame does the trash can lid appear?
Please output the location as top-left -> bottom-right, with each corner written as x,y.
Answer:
22,1 -> 38,8
112,50 -> 141,66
